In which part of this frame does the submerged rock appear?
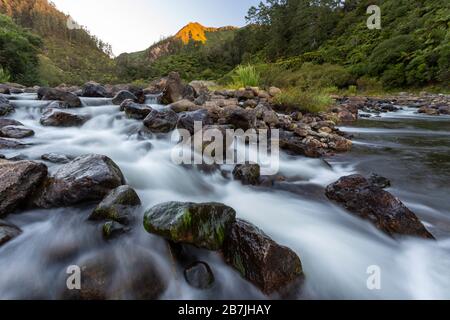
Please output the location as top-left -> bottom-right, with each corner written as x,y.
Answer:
233,164 -> 261,186
33,154 -> 125,208
89,185 -> 141,225
326,174 -> 434,239
143,108 -> 178,133
39,88 -> 82,108
0,96 -> 14,116
0,125 -> 34,139
40,109 -> 90,127
0,137 -> 27,149
0,220 -> 22,246
102,221 -> 130,240
41,153 -> 73,164
144,201 -> 236,250
0,159 -> 48,217
184,262 -> 215,289
223,219 -> 304,295
368,174 -> 391,189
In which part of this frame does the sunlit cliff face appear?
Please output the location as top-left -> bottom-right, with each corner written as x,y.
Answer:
175,22 -> 236,44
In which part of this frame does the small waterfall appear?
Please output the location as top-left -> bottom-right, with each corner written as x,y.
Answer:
145,93 -> 162,105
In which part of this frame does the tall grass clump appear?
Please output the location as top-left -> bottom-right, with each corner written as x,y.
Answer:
0,67 -> 11,83
232,64 -> 261,88
273,88 -> 333,114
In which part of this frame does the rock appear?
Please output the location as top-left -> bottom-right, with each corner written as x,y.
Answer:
143,108 -> 178,133
224,107 -> 256,130
278,131 -> 323,158
120,100 -> 152,120
223,219 -> 304,294
0,118 -> 23,129
184,262 -> 215,289
39,88 -> 82,108
62,249 -> 166,300
177,109 -> 213,134
0,95 -> 14,116
102,221 -> 130,240
0,85 -> 10,94
40,109 -> 90,127
89,185 -> 141,225
82,82 -> 107,97
0,220 -> 22,246
233,164 -> 260,186
160,72 -> 187,104
268,87 -> 282,97
368,174 -> 391,189
0,125 -> 34,139
325,175 -> 434,239
331,135 -> 352,152
418,106 -> 439,116
0,159 -> 48,217
112,90 -> 138,105
169,99 -> 200,113
33,154 -> 125,208
189,80 -> 211,96
41,153 -> 73,164
144,201 -> 236,250
0,137 -> 27,149
254,104 -> 279,128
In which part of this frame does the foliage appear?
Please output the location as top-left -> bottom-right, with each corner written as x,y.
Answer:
0,13 -> 41,85
232,64 -> 261,87
273,87 -> 333,113
0,66 -> 10,82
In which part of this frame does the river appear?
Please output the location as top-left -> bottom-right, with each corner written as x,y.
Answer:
0,94 -> 449,299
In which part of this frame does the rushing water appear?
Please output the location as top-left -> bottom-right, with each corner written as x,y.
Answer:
0,95 -> 449,300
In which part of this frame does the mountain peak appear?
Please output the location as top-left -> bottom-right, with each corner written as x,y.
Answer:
175,22 -> 236,44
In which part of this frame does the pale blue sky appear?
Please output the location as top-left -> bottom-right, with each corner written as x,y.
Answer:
51,0 -> 261,55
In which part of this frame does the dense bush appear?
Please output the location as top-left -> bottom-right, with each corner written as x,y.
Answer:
273,87 -> 332,113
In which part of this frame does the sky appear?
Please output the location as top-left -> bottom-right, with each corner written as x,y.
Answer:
51,0 -> 261,56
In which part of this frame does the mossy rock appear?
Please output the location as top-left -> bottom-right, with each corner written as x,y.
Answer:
89,185 -> 141,225
144,201 -> 236,250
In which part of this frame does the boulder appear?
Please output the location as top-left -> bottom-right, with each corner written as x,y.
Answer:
33,154 -> 125,208
184,262 -> 215,289
0,159 -> 48,217
0,220 -> 22,246
0,125 -> 34,139
40,109 -> 90,127
369,174 -> 391,189
120,100 -> 152,120
223,219 -> 304,294
144,201 -> 236,250
39,88 -> 82,108
223,107 -> 256,131
268,87 -> 282,97
0,137 -> 27,149
325,175 -> 434,239
112,90 -> 138,105
0,118 -> 23,129
89,185 -> 141,225
254,104 -> 279,128
233,164 -> 261,186
169,99 -> 200,113
278,131 -> 323,158
177,109 -> 213,134
81,82 -> 107,97
143,108 -> 178,133
160,72 -> 187,104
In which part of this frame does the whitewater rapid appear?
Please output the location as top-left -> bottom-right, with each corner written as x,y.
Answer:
0,95 -> 449,299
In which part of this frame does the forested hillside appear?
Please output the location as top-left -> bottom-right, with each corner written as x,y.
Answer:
0,0 -> 116,85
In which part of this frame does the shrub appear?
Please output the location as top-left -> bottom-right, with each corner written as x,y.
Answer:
356,76 -> 383,93
232,64 -> 261,87
273,87 -> 333,113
